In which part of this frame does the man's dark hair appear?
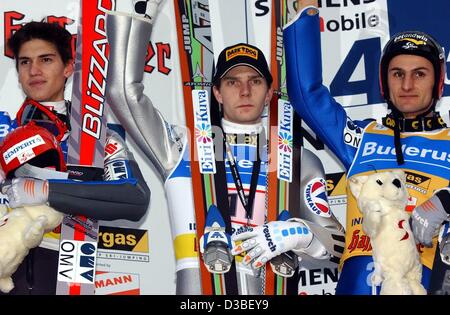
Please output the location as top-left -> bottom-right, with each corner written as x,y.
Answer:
8,21 -> 73,69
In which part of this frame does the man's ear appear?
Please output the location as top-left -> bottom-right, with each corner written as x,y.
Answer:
349,175 -> 368,199
64,59 -> 74,78
265,86 -> 274,105
212,85 -> 222,104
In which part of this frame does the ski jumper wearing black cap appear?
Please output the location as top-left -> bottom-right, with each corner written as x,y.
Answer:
104,10 -> 345,294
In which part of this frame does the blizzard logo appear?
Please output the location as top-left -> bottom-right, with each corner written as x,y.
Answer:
263,224 -> 276,252
362,142 -> 450,163
277,100 -> 293,182
192,90 -> 216,174
3,135 -> 44,164
77,0 -> 115,167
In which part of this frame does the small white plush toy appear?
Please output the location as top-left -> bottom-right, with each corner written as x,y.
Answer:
349,169 -> 426,295
0,204 -> 63,293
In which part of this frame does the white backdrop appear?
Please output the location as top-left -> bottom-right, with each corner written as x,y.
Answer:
1,0 -> 449,295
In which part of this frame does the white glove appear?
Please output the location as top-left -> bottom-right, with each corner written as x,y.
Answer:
1,178 -> 49,208
231,220 -> 313,270
132,0 -> 163,21
411,192 -> 450,247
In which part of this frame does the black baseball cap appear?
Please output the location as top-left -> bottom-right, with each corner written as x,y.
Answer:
212,43 -> 273,86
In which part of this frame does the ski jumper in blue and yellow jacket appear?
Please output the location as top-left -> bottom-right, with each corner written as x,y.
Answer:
283,7 -> 450,294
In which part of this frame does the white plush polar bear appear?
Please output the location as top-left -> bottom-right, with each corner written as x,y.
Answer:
349,169 -> 426,295
0,204 -> 63,293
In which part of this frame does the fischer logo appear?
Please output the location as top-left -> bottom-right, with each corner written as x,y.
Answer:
362,142 -> 450,162
3,135 -> 44,164
319,12 -> 379,32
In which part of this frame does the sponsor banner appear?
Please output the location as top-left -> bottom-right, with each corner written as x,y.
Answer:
95,271 -> 140,295
3,134 -> 43,164
57,240 -> 97,284
98,225 -> 149,253
96,225 -> 150,294
296,256 -> 340,295
192,90 -> 216,174
277,100 -> 293,182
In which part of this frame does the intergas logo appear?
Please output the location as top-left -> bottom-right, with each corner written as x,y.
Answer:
98,226 -> 149,253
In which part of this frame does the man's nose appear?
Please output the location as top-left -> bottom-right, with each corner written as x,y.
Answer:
401,75 -> 413,91
29,62 -> 42,75
240,81 -> 250,96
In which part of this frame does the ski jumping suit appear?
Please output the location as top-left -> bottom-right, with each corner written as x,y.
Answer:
0,110 -> 150,294
105,12 -> 343,294
284,7 -> 450,294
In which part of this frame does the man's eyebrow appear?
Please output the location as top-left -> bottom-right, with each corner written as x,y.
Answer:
18,53 -> 57,60
222,75 -> 237,80
389,66 -> 431,72
223,74 -> 263,80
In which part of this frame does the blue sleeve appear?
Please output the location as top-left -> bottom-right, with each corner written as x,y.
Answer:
0,112 -> 14,141
283,8 -> 369,170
